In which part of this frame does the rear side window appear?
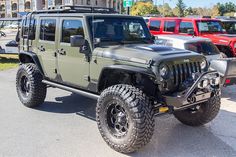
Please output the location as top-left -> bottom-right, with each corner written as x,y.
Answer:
164,21 -> 176,32
61,20 -> 84,43
22,18 -> 36,38
149,20 -> 161,31
40,19 -> 56,41
179,22 -> 194,33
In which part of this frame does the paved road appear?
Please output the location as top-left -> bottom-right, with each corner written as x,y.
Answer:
0,68 -> 236,157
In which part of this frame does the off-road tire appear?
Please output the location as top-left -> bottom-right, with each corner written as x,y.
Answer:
174,96 -> 221,126
16,63 -> 47,108
96,85 -> 155,153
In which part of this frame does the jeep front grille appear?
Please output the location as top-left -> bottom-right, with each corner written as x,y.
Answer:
172,62 -> 201,85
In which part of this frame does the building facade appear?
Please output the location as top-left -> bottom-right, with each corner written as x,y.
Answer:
0,0 -> 123,18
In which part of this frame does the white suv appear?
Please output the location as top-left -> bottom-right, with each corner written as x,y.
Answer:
155,35 -> 226,62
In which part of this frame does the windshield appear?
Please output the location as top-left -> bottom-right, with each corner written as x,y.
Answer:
88,17 -> 152,45
185,41 -> 220,55
222,21 -> 236,34
197,21 -> 224,33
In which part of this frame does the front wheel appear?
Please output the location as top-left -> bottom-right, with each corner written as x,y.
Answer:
96,85 -> 155,153
174,96 -> 221,126
16,63 -> 47,108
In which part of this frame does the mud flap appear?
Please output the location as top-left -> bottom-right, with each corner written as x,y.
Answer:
210,58 -> 236,87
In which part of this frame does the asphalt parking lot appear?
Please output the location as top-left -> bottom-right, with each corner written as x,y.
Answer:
0,68 -> 236,157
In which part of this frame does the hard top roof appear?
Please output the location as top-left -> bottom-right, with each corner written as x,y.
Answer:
157,35 -> 211,43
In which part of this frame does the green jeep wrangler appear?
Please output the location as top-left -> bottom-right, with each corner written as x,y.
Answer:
16,6 -> 221,153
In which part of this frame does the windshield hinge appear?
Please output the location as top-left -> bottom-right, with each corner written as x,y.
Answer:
147,59 -> 154,68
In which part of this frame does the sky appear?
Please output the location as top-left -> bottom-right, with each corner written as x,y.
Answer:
153,0 -> 236,8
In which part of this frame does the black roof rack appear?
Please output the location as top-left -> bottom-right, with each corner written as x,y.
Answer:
27,5 -> 118,15
23,5 -> 118,52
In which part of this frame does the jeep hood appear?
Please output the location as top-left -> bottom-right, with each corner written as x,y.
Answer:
96,44 -> 204,65
202,34 -> 236,45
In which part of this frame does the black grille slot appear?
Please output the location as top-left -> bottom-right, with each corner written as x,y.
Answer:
172,62 -> 201,85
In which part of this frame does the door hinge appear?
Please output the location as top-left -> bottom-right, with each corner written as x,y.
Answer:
54,69 -> 57,74
54,52 -> 57,57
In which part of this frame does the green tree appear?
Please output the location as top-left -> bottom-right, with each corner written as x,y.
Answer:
157,3 -> 174,17
130,2 -> 159,16
211,5 -> 220,17
184,7 -> 197,16
216,2 -> 236,16
175,0 -> 186,17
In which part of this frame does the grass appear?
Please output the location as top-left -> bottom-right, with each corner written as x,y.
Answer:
0,54 -> 19,71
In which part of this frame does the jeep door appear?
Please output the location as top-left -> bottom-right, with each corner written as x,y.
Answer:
36,17 -> 58,79
56,17 -> 90,88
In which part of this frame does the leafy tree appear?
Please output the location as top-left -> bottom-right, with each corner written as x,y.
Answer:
130,2 -> 159,16
184,7 -> 197,16
216,2 -> 236,16
211,5 -> 220,17
157,3 -> 174,17
175,0 -> 186,17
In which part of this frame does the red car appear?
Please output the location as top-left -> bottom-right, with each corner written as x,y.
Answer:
146,17 -> 236,57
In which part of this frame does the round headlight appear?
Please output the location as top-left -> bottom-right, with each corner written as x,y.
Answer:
200,59 -> 207,70
159,64 -> 169,77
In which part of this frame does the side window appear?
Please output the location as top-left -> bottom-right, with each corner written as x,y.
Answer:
164,21 -> 176,32
149,20 -> 161,31
179,22 -> 194,33
61,20 -> 84,43
40,19 -> 56,41
22,18 -> 36,38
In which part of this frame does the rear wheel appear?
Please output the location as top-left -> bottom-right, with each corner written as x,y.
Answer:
16,63 -> 47,108
174,96 -> 221,126
96,85 -> 155,153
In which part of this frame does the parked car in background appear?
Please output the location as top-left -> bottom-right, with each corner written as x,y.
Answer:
146,17 -> 236,57
155,35 -> 226,62
0,18 -> 21,54
155,35 -> 236,87
0,18 -> 21,29
216,16 -> 236,34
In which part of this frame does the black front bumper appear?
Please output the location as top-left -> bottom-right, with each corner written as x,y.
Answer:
163,71 -> 220,109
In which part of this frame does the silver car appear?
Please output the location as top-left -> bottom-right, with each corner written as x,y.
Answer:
155,35 -> 226,62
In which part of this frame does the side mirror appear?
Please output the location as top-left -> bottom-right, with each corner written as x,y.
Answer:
70,35 -> 85,47
187,29 -> 195,36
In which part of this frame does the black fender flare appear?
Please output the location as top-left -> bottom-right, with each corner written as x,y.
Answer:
97,65 -> 156,92
19,51 -> 44,75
